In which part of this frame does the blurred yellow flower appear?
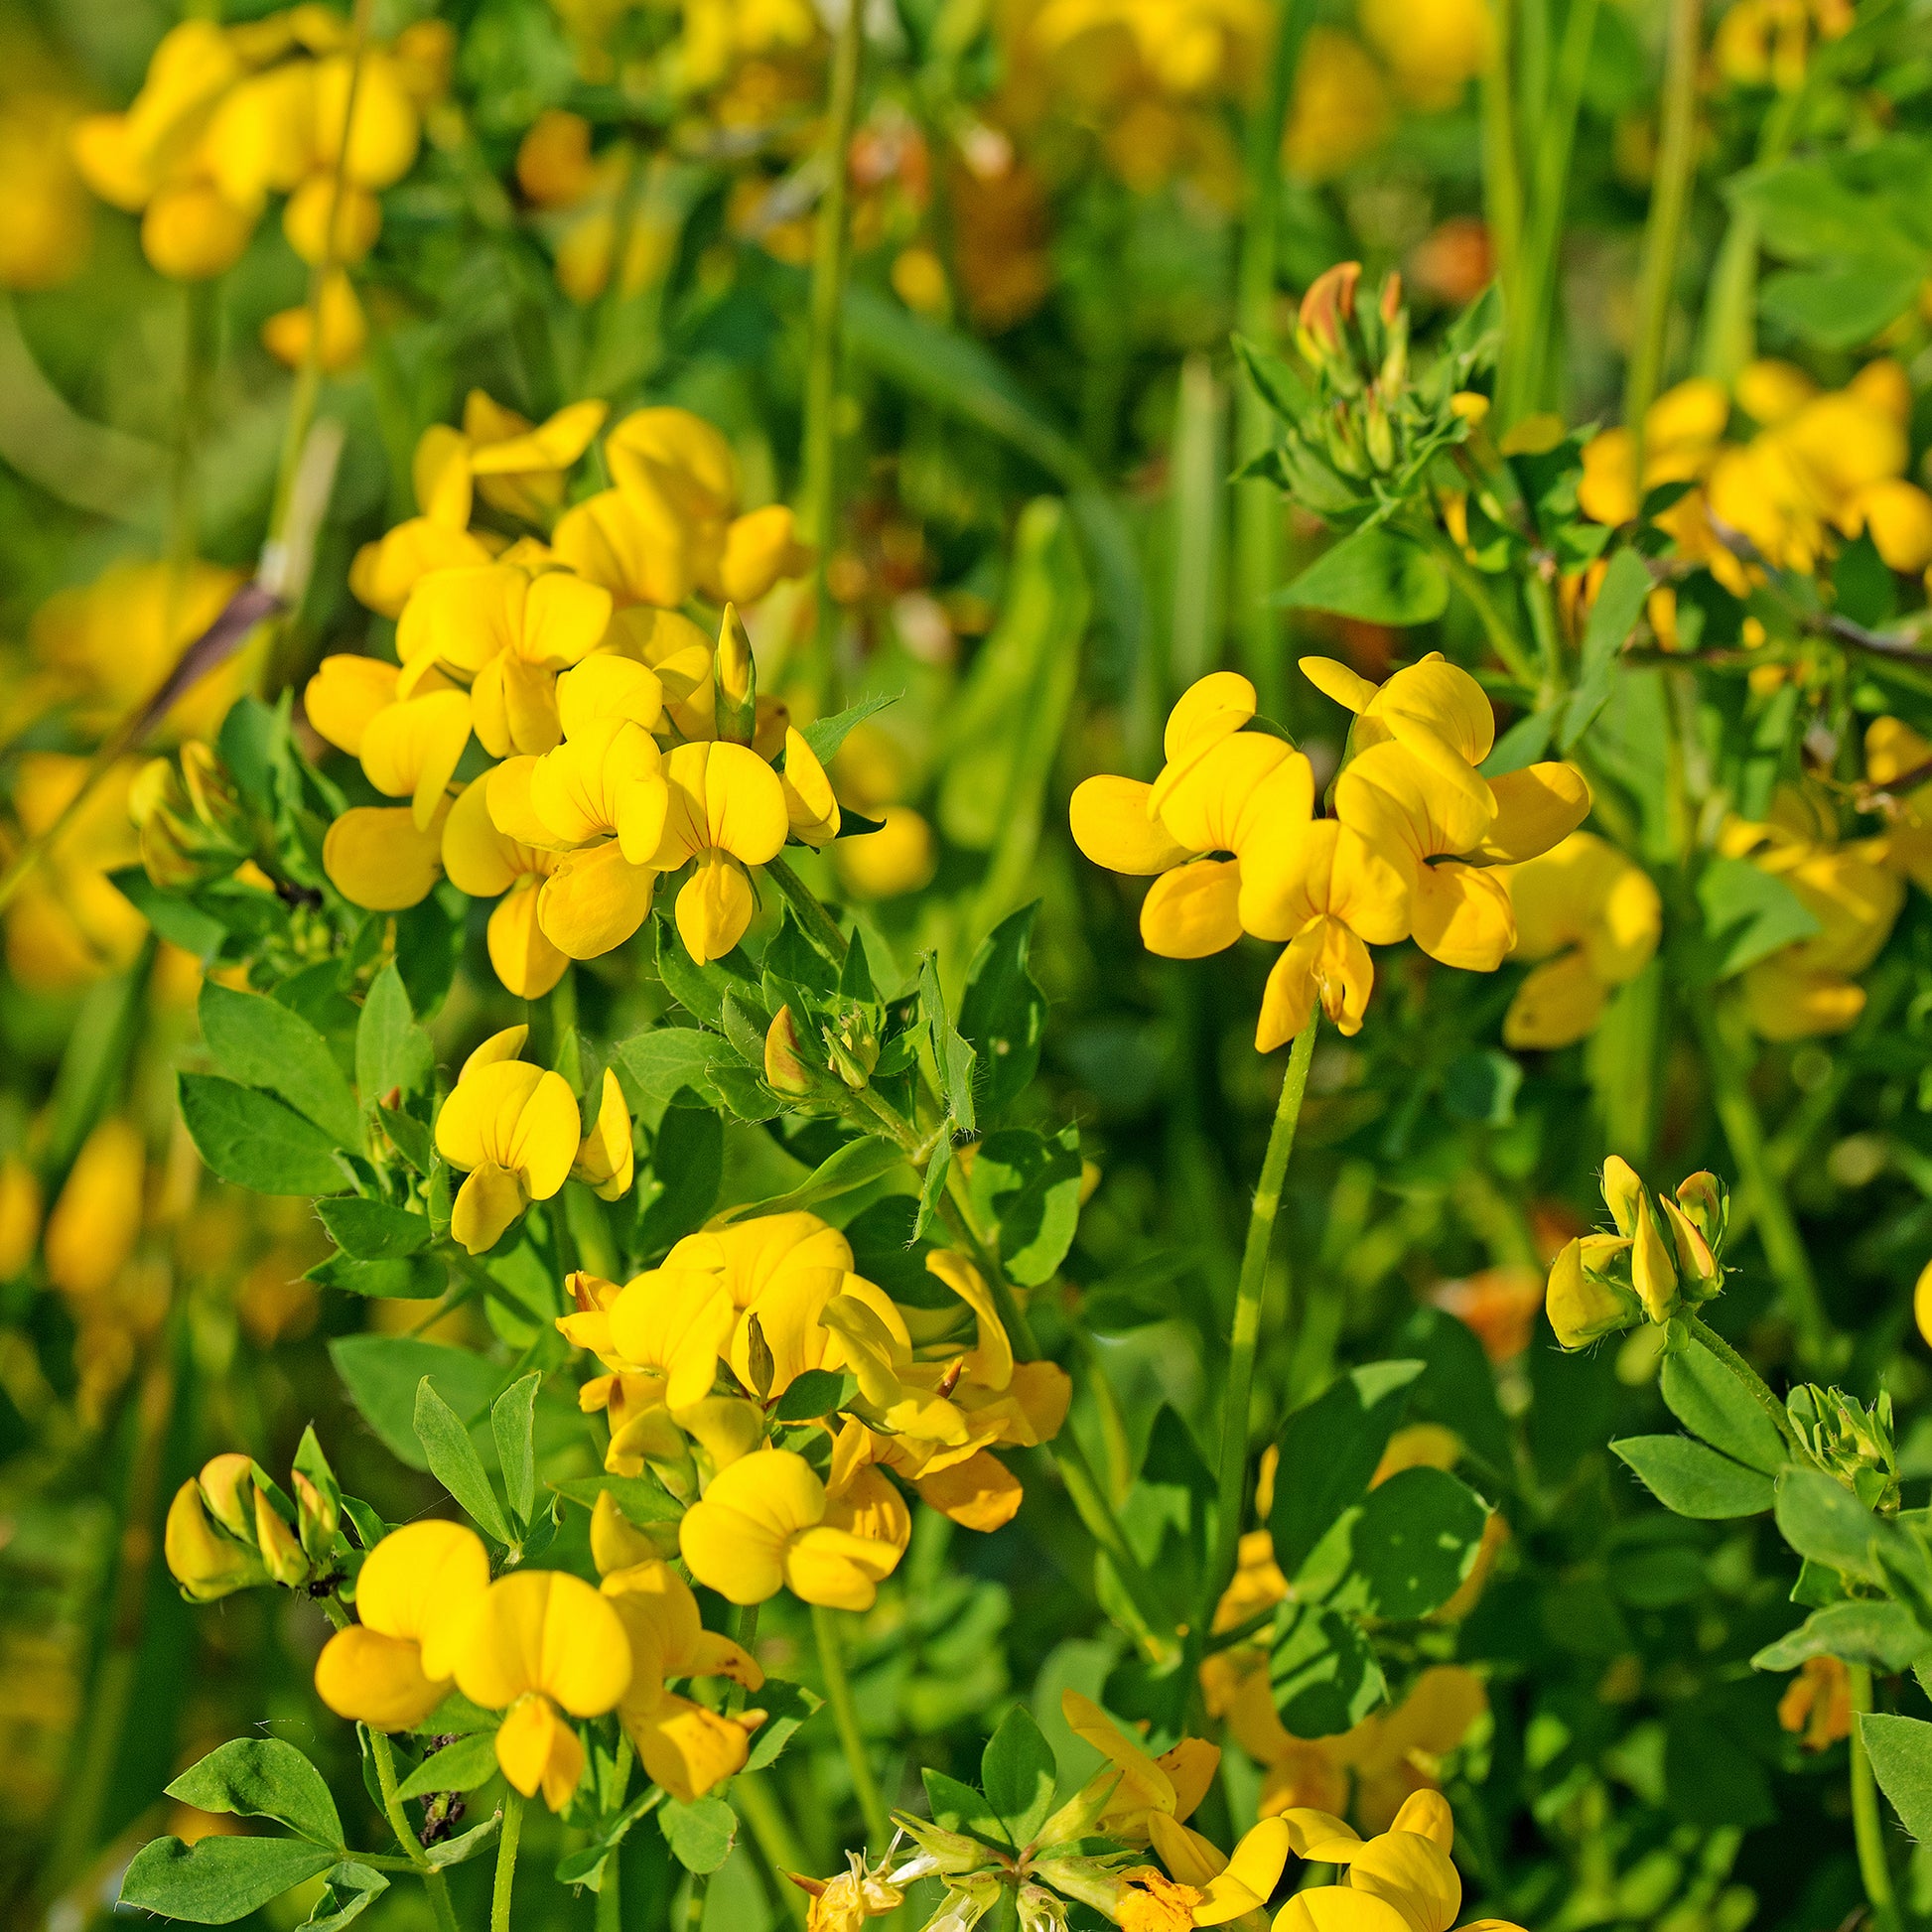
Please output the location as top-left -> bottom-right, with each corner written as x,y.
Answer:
0,91 -> 91,289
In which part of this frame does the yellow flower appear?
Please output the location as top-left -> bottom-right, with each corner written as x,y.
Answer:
1139,1813 -> 1291,1925
649,740 -> 790,962
303,654 -> 402,757
1274,1791 -> 1527,1932
348,427 -> 495,618
0,91 -> 92,290
1282,29 -> 1391,182
261,265 -> 366,372
1494,831 -> 1661,1048
45,1115 -> 145,1302
323,795 -> 453,912
1576,378 -> 1730,527
1028,0 -> 1267,98
313,1521 -> 491,1728
439,778 -> 569,999
1359,0 -> 1492,109
678,1448 -> 903,1609
834,804 -> 936,898
573,1068 -> 635,1199
1059,1690 -> 1220,1845
434,1027 -> 582,1253
165,1456 -> 270,1603
0,1157 -> 43,1281
464,391 -> 610,525
1778,1654 -> 1854,1750
452,1569 -> 632,1809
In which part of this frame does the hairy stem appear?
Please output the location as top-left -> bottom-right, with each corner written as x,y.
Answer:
812,1603 -> 891,1852
1203,1016 -> 1317,1625
492,1789 -> 524,1932
765,852 -> 850,962
368,1728 -> 461,1932
1849,1665 -> 1902,1932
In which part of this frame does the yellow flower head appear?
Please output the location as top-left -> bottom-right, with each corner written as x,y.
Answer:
313,1520 -> 490,1729
440,779 -> 569,999
434,1027 -> 582,1253
453,1568 -> 633,1809
649,740 -> 790,962
678,1447 -> 903,1609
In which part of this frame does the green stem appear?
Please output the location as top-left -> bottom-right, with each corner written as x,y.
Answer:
736,1772 -> 814,1930
812,1603 -> 891,1851
1480,0 -> 1524,417
1850,1665 -> 1902,1932
687,1870 -> 711,1930
1623,0 -> 1702,454
728,1600 -> 760,1717
801,0 -> 865,710
1682,1314 -> 1803,1455
369,1728 -> 462,1932
596,1850 -> 621,1932
1203,1017 -> 1317,1625
1688,1003 -> 1834,1369
766,852 -> 849,962
492,1790 -> 524,1932
1232,0 -> 1311,715
1415,520 -> 1539,686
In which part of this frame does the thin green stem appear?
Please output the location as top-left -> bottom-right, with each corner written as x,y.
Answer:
687,1870 -> 711,1930
1480,0 -> 1524,414
728,1600 -> 760,1718
369,1728 -> 461,1932
1624,0 -> 1702,455
1850,1665 -> 1902,1932
766,852 -> 849,962
736,1772 -> 814,1929
801,0 -> 865,709
596,1851 -> 621,1932
492,1789 -> 525,1932
1688,1003 -> 1834,1369
1232,0 -> 1312,715
1203,1017 -> 1317,1624
1414,520 -> 1539,686
812,1603 -> 891,1851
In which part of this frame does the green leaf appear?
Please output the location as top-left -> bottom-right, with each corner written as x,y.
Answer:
981,1706 -> 1057,1847
1341,1467 -> 1489,1619
317,1196 -> 430,1260
659,1795 -> 737,1873
550,1471 -> 684,1525
800,693 -> 898,765
742,1680 -> 824,1772
1776,1467 -> 1892,1581
725,1134 -> 907,1222
617,1027 -> 726,1107
119,1838 -> 339,1924
109,866 -> 227,955
840,928 -> 879,1003
329,1335 -> 503,1472
1861,1713 -> 1932,1842
356,964 -> 434,1107
1479,708 -> 1555,778
424,1812 -> 501,1868
415,1378 -> 512,1544
966,1126 -> 1082,1287
921,1767 -> 1009,1848
200,981 -> 362,1150
920,952 -> 977,1135
1441,1048 -> 1521,1127
304,1862 -> 389,1932
1696,857 -> 1822,979
773,1368 -> 859,1422
1761,261 -> 1924,349
1277,526 -> 1449,625
636,1104 -> 723,1254
1270,1601 -> 1387,1739
179,1072 -> 348,1196
396,1731 -> 502,1798
308,1252 -> 445,1299
1660,1348 -> 1787,1474
1271,1361 -> 1424,1579
1559,546 -> 1651,750
915,1131 -> 952,1243
651,920 -> 761,1030
492,1373 -> 540,1528
959,904 -> 1047,1121
764,912 -> 839,994
1752,1600 -> 1932,1674
166,1738 -> 345,1847
377,1104 -> 434,1175
1612,1436 -> 1777,1518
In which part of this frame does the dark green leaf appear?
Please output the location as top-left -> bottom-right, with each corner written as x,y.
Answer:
377,1104 -> 435,1175
415,1378 -> 512,1544
423,1812 -> 500,1868
1559,546 -> 1651,750
356,965 -> 434,1106
550,1471 -> 684,1525
617,1028 -> 726,1107
1277,526 -> 1448,625
1753,1600 -> 1932,1673
959,904 -> 1047,1120
1342,1467 -> 1489,1619
729,1134 -> 907,1221
1271,1361 -> 1424,1579
179,1072 -> 348,1196
492,1373 -> 541,1527
200,981 -> 361,1149
109,867 -> 227,955
800,693 -> 898,766
166,1738 -> 344,1847
915,1131 -> 952,1243
981,1706 -> 1057,1847
308,1252 -> 445,1299
763,912 -> 839,993
742,1680 -> 824,1772
1776,1467 -> 1891,1582
659,1795 -> 737,1873
1612,1436 -> 1777,1518
966,1126 -> 1082,1287
396,1731 -> 502,1798
920,953 -> 977,1134
1441,1049 -> 1521,1126
1661,1347 -> 1787,1474
318,1196 -> 430,1260
636,1104 -> 723,1254
840,928 -> 879,1003
920,1767 -> 1009,1848
1270,1602 -> 1387,1739
304,1862 -> 389,1932
1862,1713 -> 1932,1842
329,1336 -> 502,1473
1696,857 -> 1822,979
119,1838 -> 338,1924
773,1368 -> 859,1422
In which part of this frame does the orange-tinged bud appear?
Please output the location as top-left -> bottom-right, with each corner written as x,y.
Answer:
1379,269 -> 1403,326
764,1005 -> 815,1096
1299,261 -> 1361,356
253,1483 -> 311,1588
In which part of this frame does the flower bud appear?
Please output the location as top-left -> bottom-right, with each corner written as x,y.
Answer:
165,1478 -> 267,1602
1364,391 -> 1396,472
920,1877 -> 1003,1932
292,1469 -> 339,1563
1629,1190 -> 1680,1322
253,1482 -> 312,1588
1600,1156 -> 1644,1238
1675,1171 -> 1727,1251
1026,1858 -> 1127,1919
131,742 -> 253,891
764,1005 -> 816,1096
1545,1233 -> 1642,1349
715,603 -> 757,747
1298,262 -> 1362,364
827,1003 -> 880,1091
1016,1884 -> 1069,1932
198,1452 -> 259,1543
890,1814 -> 1003,1880
1658,1194 -> 1722,1301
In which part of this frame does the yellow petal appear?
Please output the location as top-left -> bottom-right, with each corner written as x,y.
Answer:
1259,916 -> 1375,1047
1070,774 -> 1193,875
1298,656 -> 1378,714
1475,762 -> 1591,864
557,655 -> 666,738
914,1451 -> 1023,1531
304,655 -> 399,757
489,884 -> 570,999
679,1449 -> 824,1604
523,570 -> 615,668
716,503 -> 807,604
609,1270 -> 733,1407
1159,736 -> 1311,858
358,1520 -> 491,1671
780,1524 -> 902,1609
676,853 -> 756,965
779,728 -> 841,846
1501,950 -> 1606,1049
1411,862 -> 1515,971
1346,1830 -> 1461,1932
324,802 -> 446,910
314,1626 -> 448,1730
1140,859 -> 1244,958
1334,741 -> 1495,862
1166,671 -> 1259,756
1148,1811 -> 1226,1888
1271,1889 -> 1413,1932
573,1066 -> 635,1199
1386,1789 -> 1455,1848
627,1693 -> 754,1803
451,1164 -> 527,1254
1277,1809 -> 1363,1860
443,778 -> 525,898
456,1570 -> 633,1715
464,1026 -> 530,1075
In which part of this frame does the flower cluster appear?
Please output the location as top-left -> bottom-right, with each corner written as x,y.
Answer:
1072,663 -> 1590,1046
560,1206 -> 1070,1606
1546,1157 -> 1729,1349
308,398 -> 825,987
165,1435 -> 344,1603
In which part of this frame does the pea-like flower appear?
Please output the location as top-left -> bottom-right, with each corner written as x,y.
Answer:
439,779 -> 568,999
434,1026 -> 582,1254
648,739 -> 790,963
678,1447 -> 904,1609
452,1568 -> 632,1809
313,1520 -> 490,1729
